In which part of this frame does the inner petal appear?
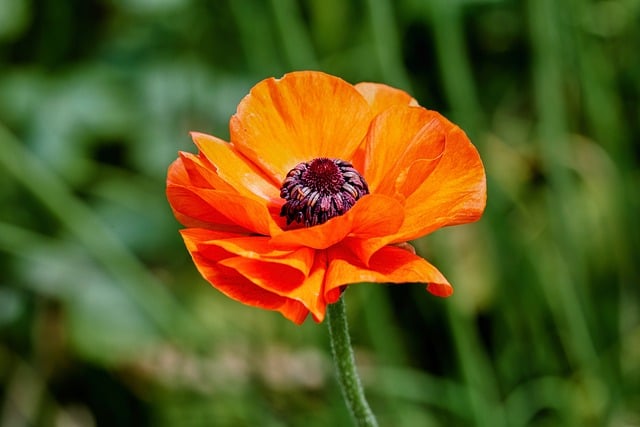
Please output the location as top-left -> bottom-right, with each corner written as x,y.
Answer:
362,106 -> 448,195
229,71 -> 373,183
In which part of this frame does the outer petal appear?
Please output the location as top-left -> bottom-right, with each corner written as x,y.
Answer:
181,229 -> 310,324
362,106 -> 448,195
229,71 -> 373,183
181,230 -> 289,309
392,125 -> 486,242
354,82 -> 418,115
221,249 -> 330,323
167,185 -> 278,235
220,257 -> 306,295
191,132 -> 281,204
178,152 -> 235,192
324,244 -> 453,299
167,155 -> 192,187
350,111 -> 486,263
210,236 -> 315,276
166,181 -> 245,232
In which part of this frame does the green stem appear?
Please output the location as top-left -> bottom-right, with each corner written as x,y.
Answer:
326,296 -> 379,427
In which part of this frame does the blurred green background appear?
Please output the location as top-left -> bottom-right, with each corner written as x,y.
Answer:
1,0 -> 639,426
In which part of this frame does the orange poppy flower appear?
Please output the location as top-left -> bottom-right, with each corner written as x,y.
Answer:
167,71 -> 486,324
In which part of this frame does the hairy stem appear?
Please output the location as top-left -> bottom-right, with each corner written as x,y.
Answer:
327,296 -> 379,427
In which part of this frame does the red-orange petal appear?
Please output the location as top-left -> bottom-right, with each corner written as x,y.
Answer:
166,185 -> 246,232
227,249 -> 331,323
191,132 -> 281,204
301,250 -> 329,322
167,156 -> 191,187
229,71 -> 373,183
168,185 -> 278,235
324,244 -> 453,298
210,236 -> 315,276
354,82 -> 418,115
362,106 -> 447,195
269,194 -> 404,250
220,257 -> 306,295
279,300 -> 310,324
181,229 -> 311,324
178,151 -> 236,192
391,125 -> 486,242
180,228 -> 246,250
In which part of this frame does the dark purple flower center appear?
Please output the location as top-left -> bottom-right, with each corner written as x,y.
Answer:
280,158 -> 369,227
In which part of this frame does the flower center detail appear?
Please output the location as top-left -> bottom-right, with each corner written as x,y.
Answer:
280,158 -> 369,227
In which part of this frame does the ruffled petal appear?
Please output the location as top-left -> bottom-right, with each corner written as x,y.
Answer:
178,151 -> 236,192
301,250 -> 329,322
181,230 -> 287,308
391,125 -> 487,242
339,236 -> 388,267
190,252 -> 288,308
181,228 -> 245,250
191,132 -> 281,204
181,229 -> 310,324
324,244 -> 453,298
167,156 -> 191,187
279,300 -> 310,324
229,71 -> 373,183
167,185 -> 278,235
223,249 -> 331,323
362,106 -> 447,195
354,82 -> 418,115
220,257 -> 306,295
269,194 -> 404,250
210,236 -> 315,276
166,184 -> 246,232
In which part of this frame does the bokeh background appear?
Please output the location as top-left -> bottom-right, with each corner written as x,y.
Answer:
1,0 -> 639,426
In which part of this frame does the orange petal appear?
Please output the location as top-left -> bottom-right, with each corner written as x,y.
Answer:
324,244 -> 453,298
210,236 -> 315,276
180,228 -> 246,252
339,236 -> 388,267
349,194 -> 405,238
183,229 -> 325,323
279,300 -> 310,324
349,84 -> 419,175
220,257 -> 306,295
191,132 -> 281,204
224,250 -> 330,323
186,249 -> 286,311
362,106 -> 447,195
300,250 -> 329,322
391,125 -> 487,242
178,151 -> 235,192
167,158 -> 244,230
167,184 -> 248,232
269,194 -> 403,250
168,185 -> 277,235
354,82 -> 418,115
394,158 -> 441,198
167,156 -> 191,187
229,71 -> 373,183
181,229 -> 311,324
192,254 -> 311,324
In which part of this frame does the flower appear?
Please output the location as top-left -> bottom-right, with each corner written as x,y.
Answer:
166,71 -> 486,324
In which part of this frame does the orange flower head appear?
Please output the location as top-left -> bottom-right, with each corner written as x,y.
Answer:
166,71 -> 486,324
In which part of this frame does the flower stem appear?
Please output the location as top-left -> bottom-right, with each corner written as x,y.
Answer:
326,296 -> 379,427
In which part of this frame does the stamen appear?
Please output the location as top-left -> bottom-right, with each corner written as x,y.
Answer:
280,158 -> 369,227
